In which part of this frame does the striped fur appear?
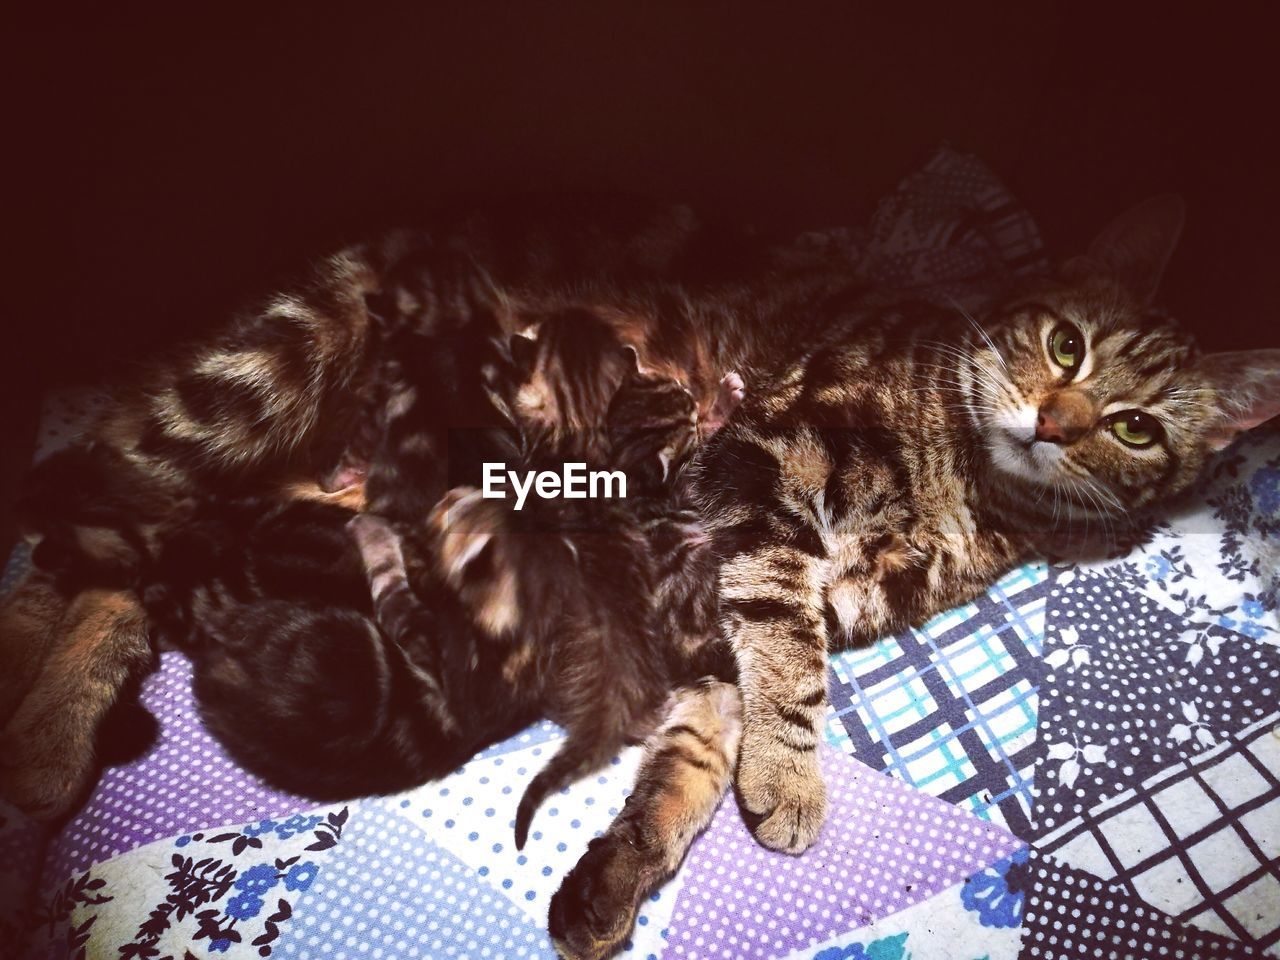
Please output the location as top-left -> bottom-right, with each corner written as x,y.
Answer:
549,679 -> 742,960
548,199 -> 1280,959
687,197 -> 1280,859
353,311 -> 724,848
142,494 -> 536,799
129,307 -> 730,853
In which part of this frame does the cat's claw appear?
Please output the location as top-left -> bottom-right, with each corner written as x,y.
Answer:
736,730 -> 827,854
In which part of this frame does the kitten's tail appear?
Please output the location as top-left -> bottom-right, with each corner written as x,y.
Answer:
515,736 -> 620,850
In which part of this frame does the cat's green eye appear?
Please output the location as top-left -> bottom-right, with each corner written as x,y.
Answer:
1109,410 -> 1161,448
1049,323 -> 1085,372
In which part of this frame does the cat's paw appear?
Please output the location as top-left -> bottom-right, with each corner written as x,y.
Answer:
0,733 -> 93,821
736,729 -> 827,854
701,371 -> 746,438
549,836 -> 646,960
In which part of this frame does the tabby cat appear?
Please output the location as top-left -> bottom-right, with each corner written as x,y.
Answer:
4,198 -> 1279,960
144,491 -> 541,798
546,198 -> 1280,960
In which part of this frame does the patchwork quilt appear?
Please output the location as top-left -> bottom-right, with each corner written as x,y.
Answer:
2,149 -> 1277,960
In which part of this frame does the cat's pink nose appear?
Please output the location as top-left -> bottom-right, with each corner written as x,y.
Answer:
1035,409 -> 1067,443
1035,390 -> 1096,444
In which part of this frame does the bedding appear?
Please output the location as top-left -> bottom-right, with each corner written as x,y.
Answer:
2,148 -> 1276,960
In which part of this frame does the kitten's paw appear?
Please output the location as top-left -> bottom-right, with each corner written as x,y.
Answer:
719,370 -> 746,406
736,731 -> 827,854
701,371 -> 746,438
549,837 -> 645,960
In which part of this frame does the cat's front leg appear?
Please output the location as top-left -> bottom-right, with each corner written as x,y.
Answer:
696,425 -> 837,854
549,679 -> 741,960
722,545 -> 830,854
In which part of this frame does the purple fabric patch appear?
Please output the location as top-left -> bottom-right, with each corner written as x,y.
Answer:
41,653 -> 311,884
664,747 -> 1024,959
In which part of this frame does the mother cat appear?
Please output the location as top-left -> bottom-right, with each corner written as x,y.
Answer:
3,197 -> 1278,959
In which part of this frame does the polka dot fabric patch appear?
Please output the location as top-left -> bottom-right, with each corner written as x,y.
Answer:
393,739 -> 648,926
1037,714 -> 1280,951
662,747 -> 1024,959
275,798 -> 556,960
1019,846 -> 1265,959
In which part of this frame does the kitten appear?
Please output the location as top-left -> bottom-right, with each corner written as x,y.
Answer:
0,203 -> 718,817
142,491 -> 539,799
356,309 -> 731,847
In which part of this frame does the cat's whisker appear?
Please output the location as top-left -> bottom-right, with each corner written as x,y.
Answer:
1072,482 -> 1104,547
924,354 -> 1012,418
1080,478 -> 1125,545
950,299 -> 1008,370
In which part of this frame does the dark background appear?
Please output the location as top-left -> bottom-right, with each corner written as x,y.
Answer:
3,4 -> 1278,544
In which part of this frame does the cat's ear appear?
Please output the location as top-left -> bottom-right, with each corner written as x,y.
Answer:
1197,349 -> 1280,450
1068,196 -> 1186,306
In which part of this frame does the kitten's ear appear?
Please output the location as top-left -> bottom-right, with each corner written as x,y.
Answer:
1198,349 -> 1280,451
620,344 -> 642,375
1072,196 -> 1186,305
510,333 -> 538,372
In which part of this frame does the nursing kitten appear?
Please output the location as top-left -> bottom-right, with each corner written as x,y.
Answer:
355,309 -> 729,847
144,492 -> 539,799
0,201 -> 718,817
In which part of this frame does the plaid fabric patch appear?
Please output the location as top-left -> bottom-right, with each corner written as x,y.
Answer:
825,562 -> 1048,837
1041,715 -> 1280,951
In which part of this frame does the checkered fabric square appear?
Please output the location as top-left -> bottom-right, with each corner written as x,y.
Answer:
825,562 -> 1049,837
1044,716 -> 1280,950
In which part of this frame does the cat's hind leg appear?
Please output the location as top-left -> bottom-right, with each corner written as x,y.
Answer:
0,568 -> 67,731
0,588 -> 152,820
